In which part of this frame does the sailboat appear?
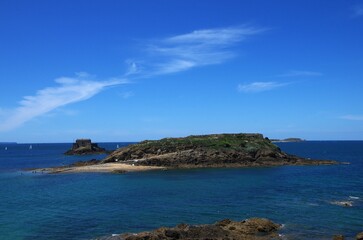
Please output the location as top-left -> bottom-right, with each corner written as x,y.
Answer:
29,145 -> 33,150
5,147 -> 7,150
116,144 -> 119,148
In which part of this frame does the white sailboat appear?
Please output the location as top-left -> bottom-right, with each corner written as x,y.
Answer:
29,145 -> 33,150
5,147 -> 7,150
116,144 -> 119,148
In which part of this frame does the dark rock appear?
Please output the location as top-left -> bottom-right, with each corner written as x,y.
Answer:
70,159 -> 101,166
65,139 -> 107,155
356,232 -> 363,240
112,170 -> 127,174
106,217 -> 282,240
333,235 -> 345,240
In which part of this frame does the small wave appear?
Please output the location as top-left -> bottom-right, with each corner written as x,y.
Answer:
307,203 -> 319,206
278,233 -> 288,240
330,201 -> 353,207
349,196 -> 360,200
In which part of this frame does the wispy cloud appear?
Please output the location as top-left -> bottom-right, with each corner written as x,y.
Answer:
340,115 -> 363,121
278,70 -> 323,77
1,26 -> 264,131
238,81 -> 289,93
0,74 -> 127,131
137,26 -> 265,76
124,60 -> 141,76
352,5 -> 363,17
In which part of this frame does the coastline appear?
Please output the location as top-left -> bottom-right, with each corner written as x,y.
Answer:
35,162 -> 166,174
30,134 -> 339,174
33,160 -> 338,174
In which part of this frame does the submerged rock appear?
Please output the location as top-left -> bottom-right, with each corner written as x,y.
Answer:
98,217 -> 282,240
65,139 -> 107,155
330,201 -> 353,207
102,133 -> 337,168
333,234 -> 345,240
356,232 -> 363,240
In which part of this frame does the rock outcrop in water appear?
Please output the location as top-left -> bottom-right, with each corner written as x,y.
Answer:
102,133 -> 336,168
65,139 -> 107,155
356,232 -> 363,240
99,218 -> 282,240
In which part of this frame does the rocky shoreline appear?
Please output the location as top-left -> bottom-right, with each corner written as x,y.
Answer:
102,133 -> 337,168
96,217 -> 363,240
37,133 -> 338,174
97,218 -> 282,240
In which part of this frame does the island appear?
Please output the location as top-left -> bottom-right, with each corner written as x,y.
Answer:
64,139 -> 108,155
97,217 -> 362,240
98,217 -> 282,240
39,133 -> 337,174
271,138 -> 305,142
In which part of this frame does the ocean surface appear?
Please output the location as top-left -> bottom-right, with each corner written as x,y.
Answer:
0,141 -> 362,240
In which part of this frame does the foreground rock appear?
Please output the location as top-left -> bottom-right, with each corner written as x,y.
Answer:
356,232 -> 363,240
99,218 -> 282,240
65,139 -> 108,155
102,133 -> 337,168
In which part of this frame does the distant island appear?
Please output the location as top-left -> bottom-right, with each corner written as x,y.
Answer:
40,133 -> 337,174
64,139 -> 108,155
271,138 -> 305,142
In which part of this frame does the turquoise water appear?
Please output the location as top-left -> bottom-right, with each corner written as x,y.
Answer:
0,141 -> 362,239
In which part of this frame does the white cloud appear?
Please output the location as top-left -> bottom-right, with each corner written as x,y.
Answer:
0,26 -> 265,132
165,26 -> 262,44
278,70 -> 323,77
138,26 -> 265,75
0,74 -> 127,131
154,59 -> 197,75
340,115 -> 363,121
124,60 -> 141,76
238,81 -> 289,93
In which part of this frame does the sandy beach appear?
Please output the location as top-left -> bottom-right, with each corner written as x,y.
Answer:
37,163 -> 166,174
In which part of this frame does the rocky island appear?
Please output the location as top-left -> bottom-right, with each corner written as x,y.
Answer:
98,216 -> 363,240
102,133 -> 335,167
271,138 -> 305,142
40,133 -> 337,174
99,217 -> 282,240
64,139 -> 107,155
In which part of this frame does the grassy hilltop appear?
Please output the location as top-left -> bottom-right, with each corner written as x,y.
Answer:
102,133 -> 336,168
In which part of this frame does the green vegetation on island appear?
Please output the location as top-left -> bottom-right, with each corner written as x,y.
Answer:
102,133 -> 336,168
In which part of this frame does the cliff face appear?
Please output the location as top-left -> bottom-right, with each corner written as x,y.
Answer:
102,133 -> 336,167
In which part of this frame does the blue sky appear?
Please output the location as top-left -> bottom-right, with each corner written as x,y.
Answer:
0,0 -> 362,142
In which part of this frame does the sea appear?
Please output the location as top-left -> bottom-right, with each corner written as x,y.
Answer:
0,141 -> 362,240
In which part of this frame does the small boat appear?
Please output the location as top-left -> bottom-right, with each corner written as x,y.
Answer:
29,145 -> 33,150
116,144 -> 119,148
5,147 -> 7,150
